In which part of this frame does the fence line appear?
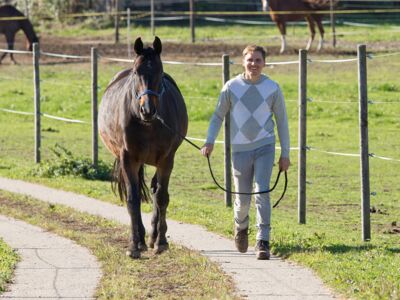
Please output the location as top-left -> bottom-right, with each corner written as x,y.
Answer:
4,106 -> 399,162
1,8 -> 400,22
1,44 -> 399,239
1,48 -> 399,67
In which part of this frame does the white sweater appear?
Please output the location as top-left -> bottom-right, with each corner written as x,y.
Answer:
206,73 -> 290,158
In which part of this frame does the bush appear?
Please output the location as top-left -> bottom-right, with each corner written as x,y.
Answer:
31,144 -> 112,181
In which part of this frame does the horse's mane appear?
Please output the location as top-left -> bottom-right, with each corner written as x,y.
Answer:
163,72 -> 181,93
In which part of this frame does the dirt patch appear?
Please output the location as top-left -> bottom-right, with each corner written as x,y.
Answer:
2,33 -> 396,65
384,221 -> 400,235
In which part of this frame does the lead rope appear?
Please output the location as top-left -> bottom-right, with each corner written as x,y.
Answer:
156,115 -> 288,208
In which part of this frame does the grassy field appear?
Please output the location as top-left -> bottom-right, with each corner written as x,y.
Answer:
0,23 -> 399,299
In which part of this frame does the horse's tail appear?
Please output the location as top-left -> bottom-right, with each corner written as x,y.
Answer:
112,159 -> 150,203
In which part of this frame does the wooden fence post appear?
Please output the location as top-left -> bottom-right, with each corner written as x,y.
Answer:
33,43 -> 41,163
91,48 -> 98,168
114,0 -> 119,44
190,0 -> 195,43
222,54 -> 231,207
127,8 -> 131,58
298,49 -> 307,224
358,44 -> 371,241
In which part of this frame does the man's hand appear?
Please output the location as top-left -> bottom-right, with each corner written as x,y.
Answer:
279,157 -> 290,171
200,143 -> 214,157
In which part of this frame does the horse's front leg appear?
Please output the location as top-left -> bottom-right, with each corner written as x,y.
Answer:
121,151 -> 142,259
148,173 -> 158,249
149,161 -> 173,254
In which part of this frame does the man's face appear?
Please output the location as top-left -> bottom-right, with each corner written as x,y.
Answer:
243,51 -> 265,78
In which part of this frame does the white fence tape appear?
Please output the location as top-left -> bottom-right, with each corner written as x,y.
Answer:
0,49 -> 31,54
0,108 -> 33,116
41,51 -> 90,60
0,108 -> 87,124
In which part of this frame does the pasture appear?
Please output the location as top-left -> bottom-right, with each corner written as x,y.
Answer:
0,22 -> 399,299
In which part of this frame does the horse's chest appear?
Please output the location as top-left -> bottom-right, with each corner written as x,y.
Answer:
126,125 -> 171,164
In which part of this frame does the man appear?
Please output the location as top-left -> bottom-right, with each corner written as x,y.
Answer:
200,45 -> 290,260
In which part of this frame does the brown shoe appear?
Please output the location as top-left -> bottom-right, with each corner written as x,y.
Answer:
255,240 -> 270,260
234,228 -> 248,253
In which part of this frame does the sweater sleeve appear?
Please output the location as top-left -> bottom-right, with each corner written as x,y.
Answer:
205,85 -> 231,144
272,86 -> 290,158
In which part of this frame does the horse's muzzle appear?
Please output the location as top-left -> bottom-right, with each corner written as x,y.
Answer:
140,105 -> 157,122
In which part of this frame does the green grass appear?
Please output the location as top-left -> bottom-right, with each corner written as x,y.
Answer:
0,238 -> 19,292
0,191 -> 237,299
0,25 -> 400,299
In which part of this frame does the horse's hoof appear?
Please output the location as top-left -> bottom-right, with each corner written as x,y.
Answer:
154,243 -> 169,254
139,242 -> 148,252
126,249 -> 141,259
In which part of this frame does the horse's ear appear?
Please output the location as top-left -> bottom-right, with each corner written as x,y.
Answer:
134,37 -> 144,55
153,36 -> 162,55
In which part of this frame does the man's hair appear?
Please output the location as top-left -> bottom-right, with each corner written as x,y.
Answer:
242,45 -> 266,61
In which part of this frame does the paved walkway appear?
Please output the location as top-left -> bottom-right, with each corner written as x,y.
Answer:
0,215 -> 101,300
0,177 -> 338,299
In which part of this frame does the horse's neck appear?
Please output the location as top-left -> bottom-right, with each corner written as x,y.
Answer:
21,20 -> 38,43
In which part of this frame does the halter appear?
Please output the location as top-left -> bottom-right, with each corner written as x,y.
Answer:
133,76 -> 165,101
136,89 -> 160,100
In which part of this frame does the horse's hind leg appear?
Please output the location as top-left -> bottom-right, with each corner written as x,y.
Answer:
276,21 -> 287,54
0,52 -> 7,64
315,17 -> 325,51
306,17 -> 316,51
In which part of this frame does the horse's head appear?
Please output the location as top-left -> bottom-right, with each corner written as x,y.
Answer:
132,36 -> 163,123
26,35 -> 39,51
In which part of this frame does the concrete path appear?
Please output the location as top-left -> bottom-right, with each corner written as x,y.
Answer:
0,177 -> 338,299
0,215 -> 101,300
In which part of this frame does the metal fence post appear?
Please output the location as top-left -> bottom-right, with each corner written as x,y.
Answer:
222,54 -> 231,207
190,0 -> 195,43
358,44 -> 371,241
91,48 -> 98,168
330,0 -> 336,48
298,49 -> 307,224
151,0 -> 155,36
33,43 -> 41,163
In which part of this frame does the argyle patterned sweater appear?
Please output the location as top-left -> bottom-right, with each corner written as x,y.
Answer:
206,73 -> 290,158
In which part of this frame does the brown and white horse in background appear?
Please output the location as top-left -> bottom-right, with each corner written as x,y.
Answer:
262,0 -> 334,53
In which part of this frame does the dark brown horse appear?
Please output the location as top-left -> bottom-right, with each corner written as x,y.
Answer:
99,37 -> 188,259
262,0 -> 334,53
0,5 -> 38,64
